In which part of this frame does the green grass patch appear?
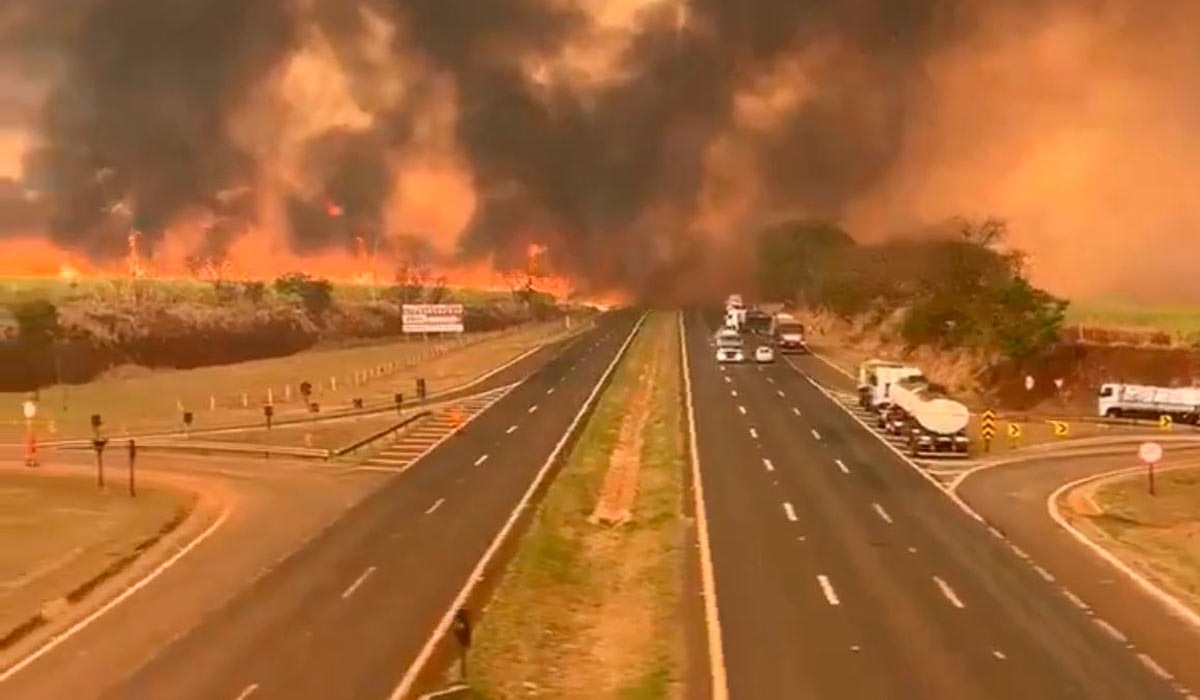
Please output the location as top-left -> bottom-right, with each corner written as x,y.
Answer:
1066,300 -> 1200,336
469,312 -> 686,699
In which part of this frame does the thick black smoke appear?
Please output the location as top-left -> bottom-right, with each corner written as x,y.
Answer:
20,0 -> 296,258
14,0 -> 981,293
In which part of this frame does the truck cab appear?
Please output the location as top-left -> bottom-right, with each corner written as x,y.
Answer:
857,361 -> 923,412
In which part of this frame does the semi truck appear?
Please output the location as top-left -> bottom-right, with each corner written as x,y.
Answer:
1098,383 -> 1200,424
857,360 -> 923,410
715,328 -> 745,363
887,377 -> 971,455
857,360 -> 970,455
771,313 -> 807,353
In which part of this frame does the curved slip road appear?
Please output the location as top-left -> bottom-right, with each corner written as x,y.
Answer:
684,310 -> 1181,699
958,447 -> 1200,696
1,309 -> 642,700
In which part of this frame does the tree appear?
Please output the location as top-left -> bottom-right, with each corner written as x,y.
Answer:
273,273 -> 333,317
10,299 -> 59,349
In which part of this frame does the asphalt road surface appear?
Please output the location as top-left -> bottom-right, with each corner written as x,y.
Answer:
959,449 -> 1200,695
684,310 -> 1181,700
2,309 -> 641,700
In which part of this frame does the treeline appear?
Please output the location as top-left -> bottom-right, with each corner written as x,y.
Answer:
756,218 -> 1068,361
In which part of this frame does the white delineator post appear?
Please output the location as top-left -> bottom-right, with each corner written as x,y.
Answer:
1139,441 -> 1163,495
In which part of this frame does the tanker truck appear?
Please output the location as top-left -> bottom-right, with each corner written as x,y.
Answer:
887,376 -> 971,456
1098,383 -> 1200,424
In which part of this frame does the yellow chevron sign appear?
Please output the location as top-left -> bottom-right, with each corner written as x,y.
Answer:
1049,421 -> 1069,438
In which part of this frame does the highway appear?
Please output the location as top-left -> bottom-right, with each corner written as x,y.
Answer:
683,310 -> 1182,700
2,309 -> 641,700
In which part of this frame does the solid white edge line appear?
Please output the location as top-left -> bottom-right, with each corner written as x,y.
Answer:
783,502 -> 798,522
783,355 -> 986,524
762,458 -> 774,472
680,311 -> 731,700
473,454 -> 489,466
809,349 -> 856,380
1138,653 -> 1173,680
341,566 -> 377,600
1093,618 -> 1128,643
872,502 -> 893,524
424,498 -> 445,515
0,505 -> 234,682
817,575 -> 840,606
1048,464 -> 1200,631
933,576 -> 966,609
387,311 -> 648,700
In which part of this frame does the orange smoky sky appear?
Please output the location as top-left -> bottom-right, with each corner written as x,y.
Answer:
1,0 -> 1199,303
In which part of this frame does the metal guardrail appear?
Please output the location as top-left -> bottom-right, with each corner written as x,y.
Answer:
332,410 -> 432,457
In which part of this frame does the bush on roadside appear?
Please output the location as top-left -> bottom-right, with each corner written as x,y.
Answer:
273,273 -> 333,317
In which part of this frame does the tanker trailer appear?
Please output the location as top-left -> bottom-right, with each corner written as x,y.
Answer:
887,376 -> 971,456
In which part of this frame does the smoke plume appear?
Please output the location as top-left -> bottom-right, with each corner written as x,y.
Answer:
2,0 -> 1200,301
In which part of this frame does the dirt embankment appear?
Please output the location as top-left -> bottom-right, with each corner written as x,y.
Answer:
0,298 -> 554,392
801,309 -> 1200,413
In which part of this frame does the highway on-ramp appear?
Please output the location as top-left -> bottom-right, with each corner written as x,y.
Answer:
683,310 -> 1181,699
1,309 -> 642,700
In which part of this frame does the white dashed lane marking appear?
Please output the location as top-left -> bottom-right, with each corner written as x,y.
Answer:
817,575 -> 840,606
749,428 -> 758,440
737,405 -> 747,415
528,405 -> 538,414
835,459 -> 850,474
425,498 -> 445,515
811,429 -> 822,441
341,566 -> 377,600
234,684 -> 260,700
474,454 -> 489,466
872,503 -> 893,524
505,425 -> 518,434
933,576 -> 965,609
783,502 -> 798,522
763,458 -> 775,472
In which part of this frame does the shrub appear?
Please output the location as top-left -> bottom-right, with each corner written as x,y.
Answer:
273,273 -> 333,317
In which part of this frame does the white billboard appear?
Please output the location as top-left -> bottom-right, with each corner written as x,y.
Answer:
403,303 -> 464,333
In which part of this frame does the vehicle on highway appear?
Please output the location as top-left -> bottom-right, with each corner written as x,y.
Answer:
857,360 -> 923,411
754,345 -> 775,363
715,328 -> 745,363
771,312 -> 807,353
744,308 -> 773,336
888,376 -> 971,455
1097,382 -> 1200,423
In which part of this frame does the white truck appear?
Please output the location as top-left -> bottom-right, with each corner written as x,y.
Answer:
1098,383 -> 1200,424
887,377 -> 971,455
857,360 -> 924,411
724,295 -> 747,331
771,313 -> 807,353
715,328 -> 745,363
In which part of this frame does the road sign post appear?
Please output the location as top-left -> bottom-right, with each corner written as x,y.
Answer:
980,410 -> 997,452
127,439 -> 137,497
1139,442 -> 1163,496
394,392 -> 404,414
1007,422 -> 1022,448
92,436 -> 109,489
263,404 -> 274,430
452,607 -> 472,680
182,410 -> 194,437
22,399 -> 37,467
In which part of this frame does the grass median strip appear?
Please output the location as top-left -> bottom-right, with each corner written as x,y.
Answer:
469,311 -> 686,699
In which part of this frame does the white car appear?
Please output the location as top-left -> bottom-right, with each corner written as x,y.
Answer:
716,346 -> 745,363
755,345 -> 775,363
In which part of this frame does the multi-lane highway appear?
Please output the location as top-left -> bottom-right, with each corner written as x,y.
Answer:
1,309 -> 642,700
683,310 -> 1182,699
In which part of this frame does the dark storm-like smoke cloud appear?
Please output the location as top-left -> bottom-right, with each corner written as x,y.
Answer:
20,0 -> 297,258
18,0 -> 983,291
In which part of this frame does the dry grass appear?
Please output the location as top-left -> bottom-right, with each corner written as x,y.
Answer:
1064,462 -> 1200,613
3,318 -> 580,442
0,471 -> 190,637
469,312 -> 685,700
